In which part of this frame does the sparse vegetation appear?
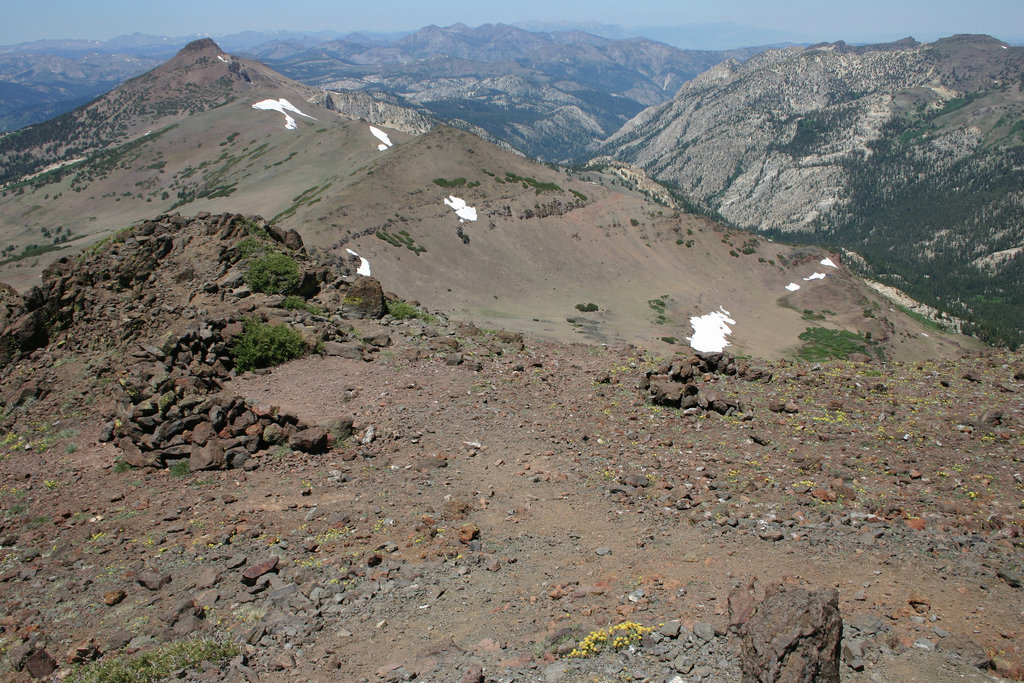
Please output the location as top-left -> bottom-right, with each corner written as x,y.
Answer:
433,177 -> 467,187
66,638 -> 239,683
575,303 -> 598,312
375,229 -> 426,255
795,327 -> 871,362
279,295 -> 324,316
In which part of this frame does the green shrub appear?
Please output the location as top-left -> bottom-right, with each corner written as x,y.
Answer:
231,319 -> 307,372
386,299 -> 436,322
575,303 -> 599,312
244,252 -> 301,294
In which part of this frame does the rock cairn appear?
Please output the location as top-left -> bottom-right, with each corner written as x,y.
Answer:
639,350 -> 772,415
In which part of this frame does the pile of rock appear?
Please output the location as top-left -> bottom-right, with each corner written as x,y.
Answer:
106,319 -> 353,470
0,211 -> 387,466
639,351 -> 770,415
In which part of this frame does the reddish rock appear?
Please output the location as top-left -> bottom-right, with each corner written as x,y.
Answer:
459,663 -> 484,683
189,421 -> 215,446
738,583 -> 842,682
65,638 -> 101,664
343,276 -> 386,318
190,438 -> 226,470
459,523 -> 480,544
137,570 -> 171,591
288,427 -> 329,454
241,556 -> 279,585
103,589 -> 126,606
905,518 -> 927,531
119,437 -> 160,469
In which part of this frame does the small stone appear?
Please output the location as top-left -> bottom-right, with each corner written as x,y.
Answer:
196,567 -> 219,589
595,547 -> 612,556
137,570 -> 171,591
905,518 -> 926,531
65,639 -> 102,665
658,621 -> 682,638
459,663 -> 484,683
913,638 -> 935,652
241,556 -> 279,585
908,592 -> 931,613
997,568 -> 1022,589
107,631 -> 134,650
104,589 -> 126,606
288,427 -> 329,454
693,622 -> 715,641
672,654 -> 695,673
459,523 -> 480,544
25,649 -> 57,679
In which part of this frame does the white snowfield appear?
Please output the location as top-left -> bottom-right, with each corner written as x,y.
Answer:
217,55 -> 229,63
346,249 -> 372,277
369,126 -> 393,151
251,98 -> 317,130
444,195 -> 478,222
783,256 -> 839,293
687,306 -> 735,353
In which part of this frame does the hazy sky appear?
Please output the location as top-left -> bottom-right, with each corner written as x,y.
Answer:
4,0 -> 1023,46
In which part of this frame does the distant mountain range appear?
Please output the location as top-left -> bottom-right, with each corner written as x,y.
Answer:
596,34 -> 1024,346
252,23 -> 769,163
0,39 -> 966,361
0,25 -> 770,163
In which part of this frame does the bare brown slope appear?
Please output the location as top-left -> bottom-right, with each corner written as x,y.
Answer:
0,112 -> 975,360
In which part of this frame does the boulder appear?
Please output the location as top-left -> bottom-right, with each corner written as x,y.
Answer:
119,437 -> 161,469
735,582 -> 842,683
321,341 -> 365,360
190,438 -> 227,471
342,277 -> 386,319
289,427 -> 329,454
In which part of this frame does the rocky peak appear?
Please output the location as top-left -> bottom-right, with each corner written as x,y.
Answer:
177,37 -> 223,56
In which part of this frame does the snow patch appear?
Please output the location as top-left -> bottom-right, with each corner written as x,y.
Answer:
820,257 -> 838,268
217,55 -> 228,63
369,126 -> 393,151
785,283 -> 801,292
803,272 -> 827,281
252,98 -> 317,130
346,248 -> 372,277
686,306 -> 735,353
444,195 -> 478,221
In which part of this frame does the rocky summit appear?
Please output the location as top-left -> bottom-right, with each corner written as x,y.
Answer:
0,212 -> 1022,681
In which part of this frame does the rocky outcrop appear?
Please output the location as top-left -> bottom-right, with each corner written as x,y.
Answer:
0,211 -> 398,466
